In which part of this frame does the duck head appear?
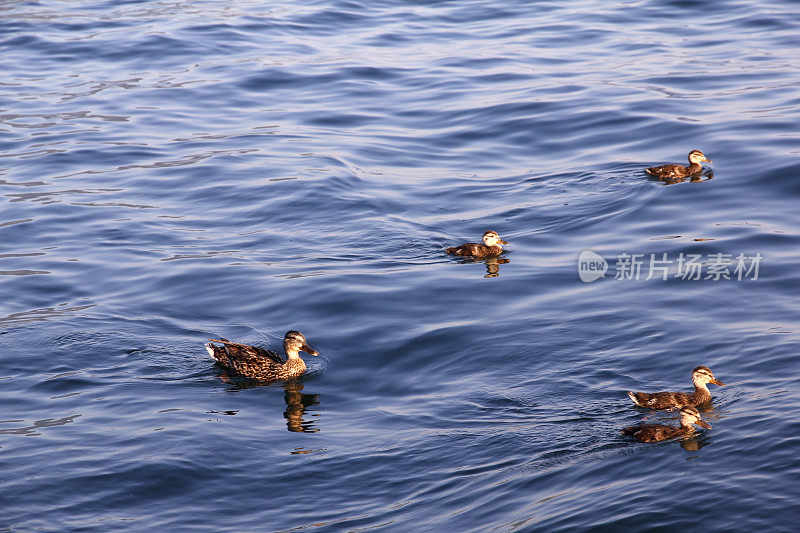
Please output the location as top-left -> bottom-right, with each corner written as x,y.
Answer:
692,365 -> 725,387
284,330 -> 318,358
482,230 -> 508,247
679,406 -> 711,429
688,149 -> 712,165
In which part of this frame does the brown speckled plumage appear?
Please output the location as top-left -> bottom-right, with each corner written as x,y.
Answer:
205,331 -> 317,381
645,149 -> 712,181
446,230 -> 508,259
446,242 -> 504,258
627,365 -> 725,409
622,406 -> 711,442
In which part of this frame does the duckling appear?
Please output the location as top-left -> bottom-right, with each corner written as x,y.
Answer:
627,365 -> 725,409
205,330 -> 318,381
446,230 -> 508,258
622,406 -> 711,442
645,149 -> 712,180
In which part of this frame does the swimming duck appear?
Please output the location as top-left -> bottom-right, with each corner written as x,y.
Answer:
645,149 -> 712,180
205,331 -> 318,381
627,365 -> 725,409
622,406 -> 711,442
446,230 -> 508,258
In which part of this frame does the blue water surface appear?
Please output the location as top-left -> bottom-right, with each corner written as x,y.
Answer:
2,0 -> 800,531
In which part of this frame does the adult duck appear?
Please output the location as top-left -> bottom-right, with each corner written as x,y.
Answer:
206,331 -> 318,381
627,365 -> 725,409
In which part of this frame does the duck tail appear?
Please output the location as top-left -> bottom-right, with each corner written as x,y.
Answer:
621,425 -> 638,436
627,391 -> 644,406
644,167 -> 656,176
205,342 -> 221,361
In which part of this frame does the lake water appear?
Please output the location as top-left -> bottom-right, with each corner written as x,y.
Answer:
2,0 -> 800,530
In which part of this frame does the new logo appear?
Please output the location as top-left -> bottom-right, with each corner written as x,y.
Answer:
578,250 -> 607,282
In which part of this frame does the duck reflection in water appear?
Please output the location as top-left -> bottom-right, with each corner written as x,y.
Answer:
451,256 -> 510,278
659,169 -> 714,186
216,373 -> 321,433
680,433 -> 713,452
283,380 -> 320,433
483,256 -> 509,278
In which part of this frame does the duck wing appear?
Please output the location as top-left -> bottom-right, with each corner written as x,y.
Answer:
208,339 -> 285,365
627,390 -> 694,409
645,164 -> 686,180
622,424 -> 675,442
446,242 -> 481,256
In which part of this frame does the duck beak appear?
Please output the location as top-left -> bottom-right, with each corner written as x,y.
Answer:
703,156 -> 712,163
696,419 -> 711,430
302,343 -> 318,356
498,239 -> 509,245
711,377 -> 725,386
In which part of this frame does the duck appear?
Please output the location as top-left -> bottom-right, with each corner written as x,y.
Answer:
645,149 -> 712,180
622,406 -> 711,442
446,230 -> 508,258
627,365 -> 725,409
205,330 -> 318,381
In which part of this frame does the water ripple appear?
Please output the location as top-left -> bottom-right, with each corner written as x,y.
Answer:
2,0 -> 800,530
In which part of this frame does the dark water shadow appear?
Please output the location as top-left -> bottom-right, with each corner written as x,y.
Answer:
0,414 -> 82,436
